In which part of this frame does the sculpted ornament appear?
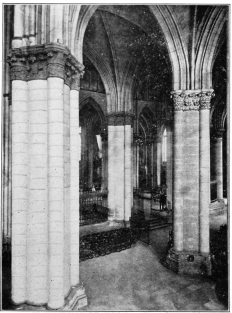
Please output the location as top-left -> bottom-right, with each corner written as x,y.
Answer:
172,93 -> 184,111
182,93 -> 200,111
200,91 -> 215,110
7,44 -> 84,83
10,66 -> 27,81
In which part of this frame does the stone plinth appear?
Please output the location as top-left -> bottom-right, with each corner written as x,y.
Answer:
165,248 -> 211,276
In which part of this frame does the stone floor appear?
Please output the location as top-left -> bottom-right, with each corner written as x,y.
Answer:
2,213 -> 228,311
79,214 -> 228,311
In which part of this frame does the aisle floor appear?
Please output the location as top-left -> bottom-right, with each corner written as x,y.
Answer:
80,214 -> 228,311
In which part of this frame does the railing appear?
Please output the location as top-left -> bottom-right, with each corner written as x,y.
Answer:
79,191 -> 109,226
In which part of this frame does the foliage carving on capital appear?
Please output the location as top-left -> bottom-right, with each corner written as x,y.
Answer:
200,91 -> 215,110
172,93 -> 184,111
7,44 -> 84,83
10,66 -> 27,81
182,93 -> 200,111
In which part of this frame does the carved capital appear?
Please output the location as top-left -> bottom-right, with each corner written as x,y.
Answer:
10,65 -> 27,81
7,44 -> 84,82
107,112 -> 135,126
199,90 -> 215,110
182,93 -> 200,111
171,92 -> 185,111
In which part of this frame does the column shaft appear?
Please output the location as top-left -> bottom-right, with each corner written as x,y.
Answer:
215,137 -> 223,199
108,125 -> 115,219
124,125 -> 132,221
114,125 -> 125,220
102,140 -> 108,191
3,97 -> 9,246
157,141 -> 161,186
199,109 -> 210,254
166,130 -> 172,210
173,110 -> 183,252
13,5 -> 24,48
11,80 -> 28,304
27,80 -> 48,304
70,89 -> 80,286
47,77 -> 64,309
64,84 -> 71,297
29,5 -> 36,45
183,110 -> 199,252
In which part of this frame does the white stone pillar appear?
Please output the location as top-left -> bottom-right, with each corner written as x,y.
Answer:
108,125 -> 115,220
199,91 -> 214,255
23,5 -> 29,46
107,113 -> 134,223
47,76 -> 65,309
157,140 -> 162,186
29,5 -> 36,45
124,124 -> 132,221
101,135 -> 108,191
171,92 -> 184,252
11,79 -> 28,304
27,80 -> 48,304
114,125 -> 125,220
215,134 -> 223,199
69,86 -> 80,286
2,96 -> 9,247
9,43 -> 87,310
64,83 -> 70,297
12,5 -> 24,48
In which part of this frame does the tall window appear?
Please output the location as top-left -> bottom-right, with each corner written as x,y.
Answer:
162,129 -> 167,162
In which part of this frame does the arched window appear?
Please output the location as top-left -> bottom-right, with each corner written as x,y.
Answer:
162,129 -> 167,162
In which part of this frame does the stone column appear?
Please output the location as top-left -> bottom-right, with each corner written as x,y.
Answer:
214,131 -> 224,199
157,139 -> 162,186
108,124 -> 115,220
107,112 -> 134,224
27,79 -> 48,305
133,135 -> 139,189
8,43 -> 87,310
12,5 -> 24,48
101,132 -> 108,191
199,91 -> 214,255
11,66 -> 28,305
166,125 -> 173,210
172,93 -> 184,252
165,90 -> 211,276
124,123 -> 132,222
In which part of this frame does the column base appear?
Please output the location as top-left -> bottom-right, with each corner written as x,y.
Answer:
164,248 -> 211,276
61,283 -> 87,310
13,283 -> 87,311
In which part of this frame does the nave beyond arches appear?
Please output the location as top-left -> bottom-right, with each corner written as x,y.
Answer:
2,4 -> 228,310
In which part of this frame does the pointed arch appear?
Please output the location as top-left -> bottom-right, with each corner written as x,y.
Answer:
83,42 -> 117,112
80,97 -> 107,130
195,6 -> 228,89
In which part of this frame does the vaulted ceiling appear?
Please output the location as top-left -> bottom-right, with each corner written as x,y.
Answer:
83,5 -> 172,104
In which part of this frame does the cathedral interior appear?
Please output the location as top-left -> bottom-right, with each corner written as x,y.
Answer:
2,4 -> 229,311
